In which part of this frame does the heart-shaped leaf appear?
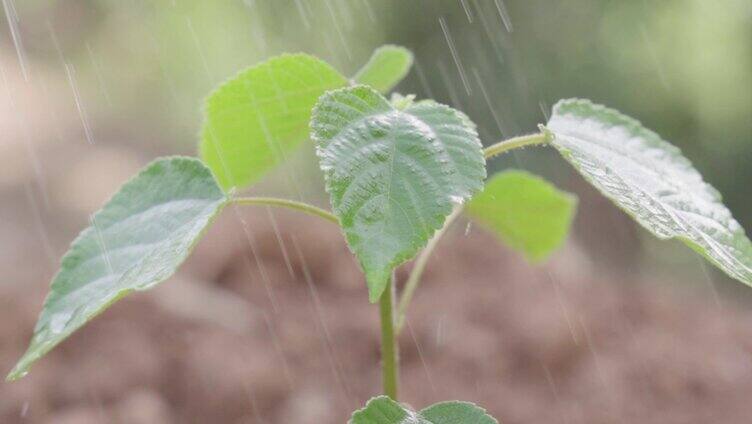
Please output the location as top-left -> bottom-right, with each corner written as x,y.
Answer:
354,45 -> 414,94
350,396 -> 498,424
547,98 -> 752,284
467,170 -> 577,262
200,53 -> 347,190
7,157 -> 227,380
311,86 -> 485,301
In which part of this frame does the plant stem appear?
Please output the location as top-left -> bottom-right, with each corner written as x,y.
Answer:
232,196 -> 339,224
379,277 -> 399,400
236,195 -> 401,397
395,207 -> 462,334
233,132 -> 550,398
483,131 -> 549,159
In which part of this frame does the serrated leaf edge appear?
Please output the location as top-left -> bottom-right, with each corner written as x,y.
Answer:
420,400 -> 499,424
547,98 -> 752,284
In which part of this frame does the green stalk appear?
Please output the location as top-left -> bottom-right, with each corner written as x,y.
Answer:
483,131 -> 549,159
232,196 -> 339,224
379,277 -> 399,400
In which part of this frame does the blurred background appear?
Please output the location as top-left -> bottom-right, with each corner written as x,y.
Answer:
1,1 -> 751,423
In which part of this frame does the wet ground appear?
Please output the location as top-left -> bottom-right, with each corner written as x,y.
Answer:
3,198 -> 752,423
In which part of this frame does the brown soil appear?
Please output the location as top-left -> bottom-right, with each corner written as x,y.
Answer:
2,206 -> 752,424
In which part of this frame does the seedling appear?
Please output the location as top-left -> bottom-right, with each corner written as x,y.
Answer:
7,45 -> 752,422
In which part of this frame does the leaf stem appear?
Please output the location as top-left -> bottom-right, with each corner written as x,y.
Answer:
379,277 -> 399,400
483,131 -> 549,159
232,196 -> 339,224
395,207 -> 463,334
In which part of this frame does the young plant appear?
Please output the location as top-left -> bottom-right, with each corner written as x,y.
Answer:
7,45 -> 752,422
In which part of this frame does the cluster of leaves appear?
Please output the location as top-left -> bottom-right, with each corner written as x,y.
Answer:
8,45 -> 752,421
349,396 -> 497,424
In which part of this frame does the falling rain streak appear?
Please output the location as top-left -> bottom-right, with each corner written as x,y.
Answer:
439,16 -> 472,96
323,0 -> 352,60
291,235 -> 353,407
406,321 -> 437,395
493,0 -> 513,32
2,0 -> 28,80
186,17 -> 214,83
459,0 -> 474,23
63,63 -> 95,144
85,42 -> 112,107
293,0 -> 311,29
472,67 -> 505,136
23,183 -> 56,268
2,56 -> 49,207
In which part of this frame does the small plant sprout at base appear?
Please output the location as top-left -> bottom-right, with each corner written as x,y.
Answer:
7,45 -> 752,421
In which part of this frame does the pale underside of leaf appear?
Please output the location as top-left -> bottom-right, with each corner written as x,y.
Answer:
311,86 -> 485,301
467,170 -> 577,262
547,98 -> 752,285
200,53 -> 347,190
7,157 -> 227,380
354,45 -> 414,94
350,396 -> 498,424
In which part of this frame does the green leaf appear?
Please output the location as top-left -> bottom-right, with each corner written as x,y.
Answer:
7,157 -> 227,381
354,45 -> 414,94
200,53 -> 347,190
466,170 -> 577,262
350,396 -> 498,424
420,401 -> 498,424
547,98 -> 752,285
350,397 -> 415,424
311,86 -> 485,302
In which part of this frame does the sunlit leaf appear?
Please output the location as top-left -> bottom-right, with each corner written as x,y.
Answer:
354,45 -> 414,94
200,53 -> 347,190
350,396 -> 498,424
311,86 -> 485,301
7,157 -> 227,381
547,98 -> 752,284
467,170 -> 576,262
